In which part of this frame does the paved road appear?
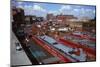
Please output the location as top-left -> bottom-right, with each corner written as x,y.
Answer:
11,32 -> 32,66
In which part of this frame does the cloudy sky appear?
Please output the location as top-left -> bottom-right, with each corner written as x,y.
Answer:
12,1 -> 96,19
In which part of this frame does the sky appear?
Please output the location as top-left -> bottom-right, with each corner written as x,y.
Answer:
11,0 -> 96,19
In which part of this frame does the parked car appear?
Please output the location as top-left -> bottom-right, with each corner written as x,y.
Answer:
15,42 -> 22,51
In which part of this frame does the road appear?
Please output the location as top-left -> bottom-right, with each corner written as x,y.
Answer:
11,32 -> 32,66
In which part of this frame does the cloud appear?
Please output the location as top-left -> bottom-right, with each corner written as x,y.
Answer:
74,8 -> 95,19
80,8 -> 85,14
73,9 -> 79,12
48,10 -> 56,13
15,2 -> 95,19
74,5 -> 81,8
59,5 -> 71,12
93,10 -> 95,14
24,5 -> 32,9
17,2 -> 23,5
18,4 -> 47,16
86,9 -> 92,12
48,10 -> 59,15
33,5 -> 46,12
27,5 -> 47,17
17,5 -> 24,8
